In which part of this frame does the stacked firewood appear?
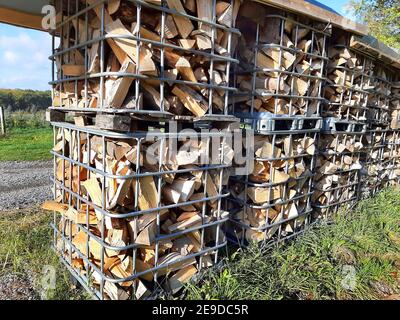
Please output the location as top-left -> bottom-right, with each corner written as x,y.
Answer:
52,0 -> 241,117
312,133 -> 363,218
367,66 -> 392,125
43,124 -> 233,299
324,43 -> 374,121
390,82 -> 400,129
362,127 -> 388,197
227,132 -> 316,243
382,130 -> 400,186
232,2 -> 328,116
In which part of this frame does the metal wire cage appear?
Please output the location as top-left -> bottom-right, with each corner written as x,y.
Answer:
382,129 -> 400,187
49,0 -> 241,118
324,41 -> 374,122
233,10 -> 330,117
361,126 -> 388,198
389,79 -> 400,129
50,121 -> 233,300
367,63 -> 393,126
385,81 -> 400,185
312,131 -> 364,219
225,128 -> 319,246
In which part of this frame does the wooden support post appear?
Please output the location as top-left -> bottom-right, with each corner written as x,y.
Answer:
95,114 -> 132,132
46,109 -> 66,122
0,106 -> 5,136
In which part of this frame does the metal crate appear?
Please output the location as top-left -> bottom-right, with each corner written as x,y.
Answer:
389,79 -> 400,129
361,126 -> 388,197
381,129 -> 400,187
225,129 -> 319,246
233,10 -> 330,117
49,121 -> 233,300
323,28 -> 376,122
367,63 -> 393,126
312,131 -> 364,219
49,0 -> 241,118
322,117 -> 366,134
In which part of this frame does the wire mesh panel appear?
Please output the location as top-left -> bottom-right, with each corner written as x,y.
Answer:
233,3 -> 330,117
226,129 -> 318,245
361,126 -> 388,198
390,80 -> 400,129
367,64 -> 392,126
48,121 -> 232,299
386,81 -> 400,185
312,131 -> 363,219
324,30 -> 374,122
50,0 -> 241,118
382,130 -> 400,187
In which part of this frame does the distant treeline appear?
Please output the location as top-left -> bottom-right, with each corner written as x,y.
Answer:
0,89 -> 51,112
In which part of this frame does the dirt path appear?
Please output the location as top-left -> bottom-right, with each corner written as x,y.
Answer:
0,161 -> 52,211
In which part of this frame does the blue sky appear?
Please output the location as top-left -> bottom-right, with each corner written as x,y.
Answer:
0,23 -> 53,91
0,0 -> 355,91
315,0 -> 356,19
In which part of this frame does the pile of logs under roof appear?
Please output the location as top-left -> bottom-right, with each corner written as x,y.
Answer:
41,0 -> 400,300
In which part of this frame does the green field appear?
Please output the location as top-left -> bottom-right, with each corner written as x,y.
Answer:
1,188 -> 400,300
0,127 -> 53,161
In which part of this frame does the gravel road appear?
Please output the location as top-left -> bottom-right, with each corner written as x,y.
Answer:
0,161 -> 53,211
0,273 -> 38,300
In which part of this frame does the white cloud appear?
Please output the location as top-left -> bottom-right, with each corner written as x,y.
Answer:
341,2 -> 357,21
0,28 -> 52,90
4,50 -> 18,64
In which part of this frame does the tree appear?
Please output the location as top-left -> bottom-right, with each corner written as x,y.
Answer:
348,0 -> 400,50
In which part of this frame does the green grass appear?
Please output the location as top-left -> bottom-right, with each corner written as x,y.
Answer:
1,189 -> 400,300
184,188 -> 400,300
0,206 -> 89,300
0,127 -> 53,161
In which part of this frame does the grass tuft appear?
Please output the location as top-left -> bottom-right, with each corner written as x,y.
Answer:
184,187 -> 400,300
0,206 -> 89,300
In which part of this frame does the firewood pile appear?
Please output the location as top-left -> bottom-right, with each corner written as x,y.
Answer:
41,0 -> 400,300
324,32 -> 374,122
377,81 -> 400,187
361,65 -> 394,196
232,2 -> 329,116
312,31 -> 369,218
390,82 -> 400,130
227,131 -> 317,244
43,0 -> 243,300
382,130 -> 400,186
361,126 -> 388,197
43,122 -> 233,300
50,0 -> 241,118
367,65 -> 392,126
312,132 -> 363,218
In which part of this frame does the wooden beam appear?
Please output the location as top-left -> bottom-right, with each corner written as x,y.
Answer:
0,7 -> 44,31
253,0 -> 368,35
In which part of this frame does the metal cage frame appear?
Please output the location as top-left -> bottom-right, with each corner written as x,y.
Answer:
324,44 -> 374,122
49,0 -> 241,117
226,128 -> 319,246
50,121 -> 233,300
233,13 -> 331,117
312,130 -> 364,219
